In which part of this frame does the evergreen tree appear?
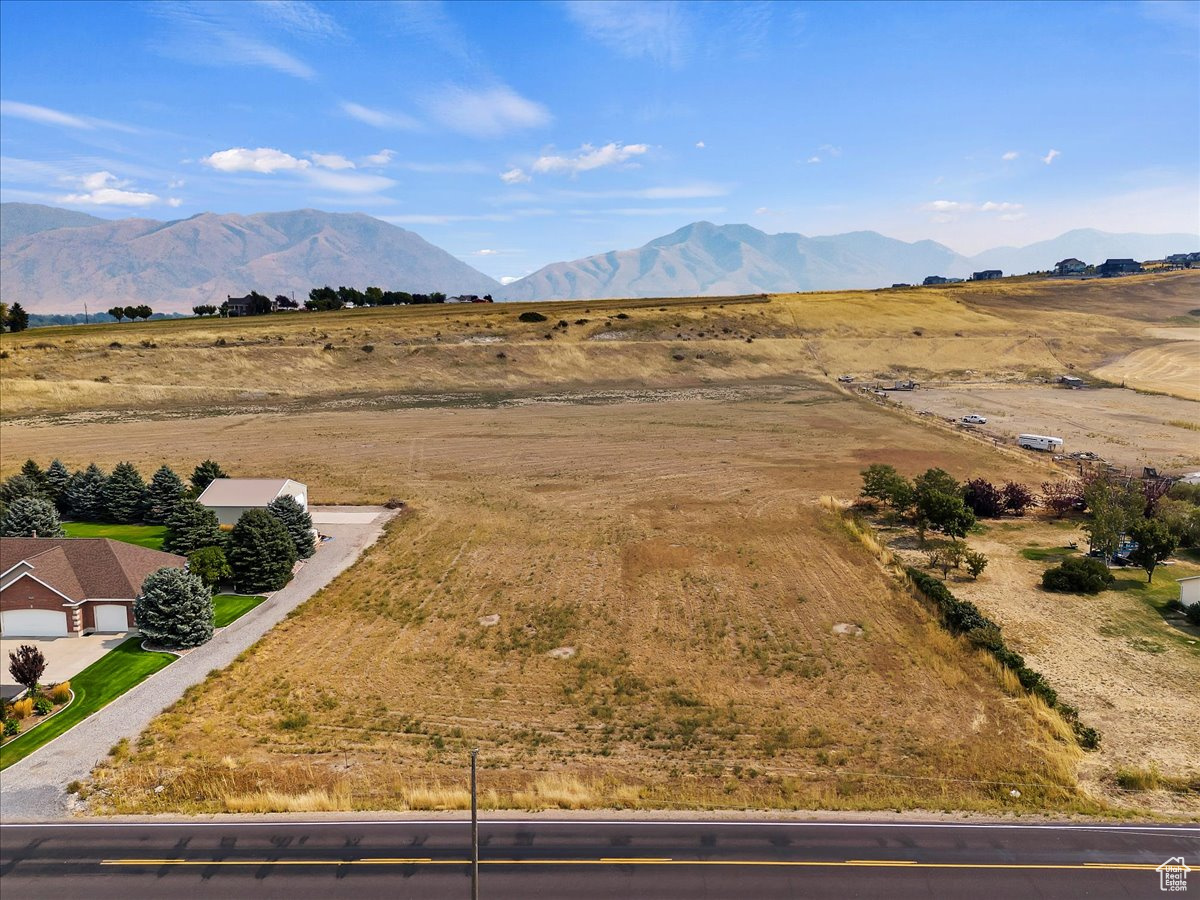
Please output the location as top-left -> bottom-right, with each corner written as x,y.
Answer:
266,494 -> 316,559
144,465 -> 187,524
19,459 -> 45,488
228,509 -> 297,592
190,459 -> 227,496
163,500 -> 225,555
0,497 -> 65,537
63,463 -> 108,521
44,459 -> 70,511
7,302 -> 29,332
101,461 -> 147,523
135,567 -> 214,649
0,473 -> 46,508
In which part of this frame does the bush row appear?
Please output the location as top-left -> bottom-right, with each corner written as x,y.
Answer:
905,567 -> 1100,750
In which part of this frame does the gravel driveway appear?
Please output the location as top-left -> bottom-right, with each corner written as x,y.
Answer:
0,507 -> 396,821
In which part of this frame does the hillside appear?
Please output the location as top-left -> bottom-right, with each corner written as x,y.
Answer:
2,269 -> 1196,419
501,222 -> 969,300
0,206 -> 500,313
0,202 -> 106,246
500,222 -> 1199,301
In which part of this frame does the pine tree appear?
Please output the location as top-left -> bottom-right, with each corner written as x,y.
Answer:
266,494 -> 316,559
190,459 -> 227,496
0,473 -> 46,508
64,463 -> 108,521
101,461 -> 148,523
19,459 -> 45,488
145,465 -> 187,524
44,459 -> 70,512
228,509 -> 297,593
135,567 -> 214,649
0,497 -> 65,537
163,500 -> 224,555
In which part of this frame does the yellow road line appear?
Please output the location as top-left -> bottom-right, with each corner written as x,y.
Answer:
99,858 -> 1165,872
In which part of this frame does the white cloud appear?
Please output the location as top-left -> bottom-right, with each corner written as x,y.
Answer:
0,99 -> 137,133
564,0 -> 690,68
149,3 -> 320,79
168,178 -> 186,188
819,144 -> 842,157
979,201 -> 1023,213
340,101 -> 422,130
304,169 -> 395,193
1,100 -> 92,129
806,156 -> 821,164
424,84 -> 550,137
202,147 -> 311,173
500,167 -> 532,184
695,140 -> 705,148
364,149 -> 396,166
1042,149 -> 1061,165
1002,150 -> 1019,161
310,152 -> 356,170
499,276 -> 520,285
399,160 -> 488,174
532,142 -> 649,175
920,199 -> 1025,219
556,183 -> 728,200
167,197 -> 184,207
473,249 -> 500,256
255,0 -> 344,38
57,171 -> 161,207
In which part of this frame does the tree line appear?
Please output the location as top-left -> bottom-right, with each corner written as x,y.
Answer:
190,285 -> 492,317
0,458 -> 315,605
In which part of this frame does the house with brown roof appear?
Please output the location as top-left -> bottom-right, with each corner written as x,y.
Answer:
197,478 -> 308,526
0,538 -> 185,637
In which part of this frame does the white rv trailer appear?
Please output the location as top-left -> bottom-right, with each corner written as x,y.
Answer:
1017,434 -> 1063,452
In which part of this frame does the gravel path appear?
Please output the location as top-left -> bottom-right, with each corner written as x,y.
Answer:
0,508 -> 396,821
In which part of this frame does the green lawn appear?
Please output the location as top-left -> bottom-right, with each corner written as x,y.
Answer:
1106,562 -> 1200,653
61,521 -> 167,550
213,593 -> 266,628
0,639 -> 176,769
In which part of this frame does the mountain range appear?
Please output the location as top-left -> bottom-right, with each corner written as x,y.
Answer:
1,203 -> 1195,312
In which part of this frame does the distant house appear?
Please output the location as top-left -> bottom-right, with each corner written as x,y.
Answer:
1165,252 -> 1200,268
197,478 -> 308,526
923,275 -> 949,285
1054,258 -> 1087,275
1,538 -> 185,637
1179,576 -> 1200,610
971,270 -> 1003,281
1058,375 -> 1085,388
1097,259 -> 1143,277
225,294 -> 278,317
891,283 -> 912,288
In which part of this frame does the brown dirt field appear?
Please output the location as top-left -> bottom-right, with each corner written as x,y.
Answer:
883,516 -> 1200,817
886,383 -> 1200,471
1092,340 -> 1200,401
4,385 -> 1093,815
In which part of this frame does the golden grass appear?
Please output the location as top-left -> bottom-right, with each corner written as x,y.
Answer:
512,774 -> 598,810
49,682 -> 71,704
10,698 -> 33,720
3,271 -> 1196,417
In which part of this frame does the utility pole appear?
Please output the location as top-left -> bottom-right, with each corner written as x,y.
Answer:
83,302 -> 89,325
470,748 -> 480,900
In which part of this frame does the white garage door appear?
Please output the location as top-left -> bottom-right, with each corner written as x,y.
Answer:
93,604 -> 129,632
1,609 -> 69,636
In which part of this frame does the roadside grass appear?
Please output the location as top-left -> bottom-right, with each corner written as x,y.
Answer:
213,594 -> 266,628
61,521 -> 167,550
0,638 -> 175,770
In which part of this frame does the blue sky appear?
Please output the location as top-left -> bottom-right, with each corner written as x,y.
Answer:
1,0 -> 1197,282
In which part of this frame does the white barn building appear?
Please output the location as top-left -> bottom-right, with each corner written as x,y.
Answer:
197,478 -> 308,526
1178,576 -> 1200,611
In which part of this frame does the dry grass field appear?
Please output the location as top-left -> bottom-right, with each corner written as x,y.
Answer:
2,270 -> 1197,418
4,273 -> 1197,816
6,387 -> 1089,815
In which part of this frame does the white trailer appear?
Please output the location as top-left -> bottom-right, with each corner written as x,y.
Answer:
1017,434 -> 1063,452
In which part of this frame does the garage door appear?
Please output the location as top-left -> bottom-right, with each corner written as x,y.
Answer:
93,604 -> 129,632
1,609 -> 69,636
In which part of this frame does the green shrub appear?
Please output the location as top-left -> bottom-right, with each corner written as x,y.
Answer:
3,719 -> 19,737
518,311 -> 547,323
33,697 -> 53,716
1042,556 -> 1114,593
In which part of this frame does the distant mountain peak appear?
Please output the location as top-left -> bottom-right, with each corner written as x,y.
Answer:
0,204 -> 499,313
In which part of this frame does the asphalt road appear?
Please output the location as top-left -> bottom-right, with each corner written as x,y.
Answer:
1,818 -> 1196,899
